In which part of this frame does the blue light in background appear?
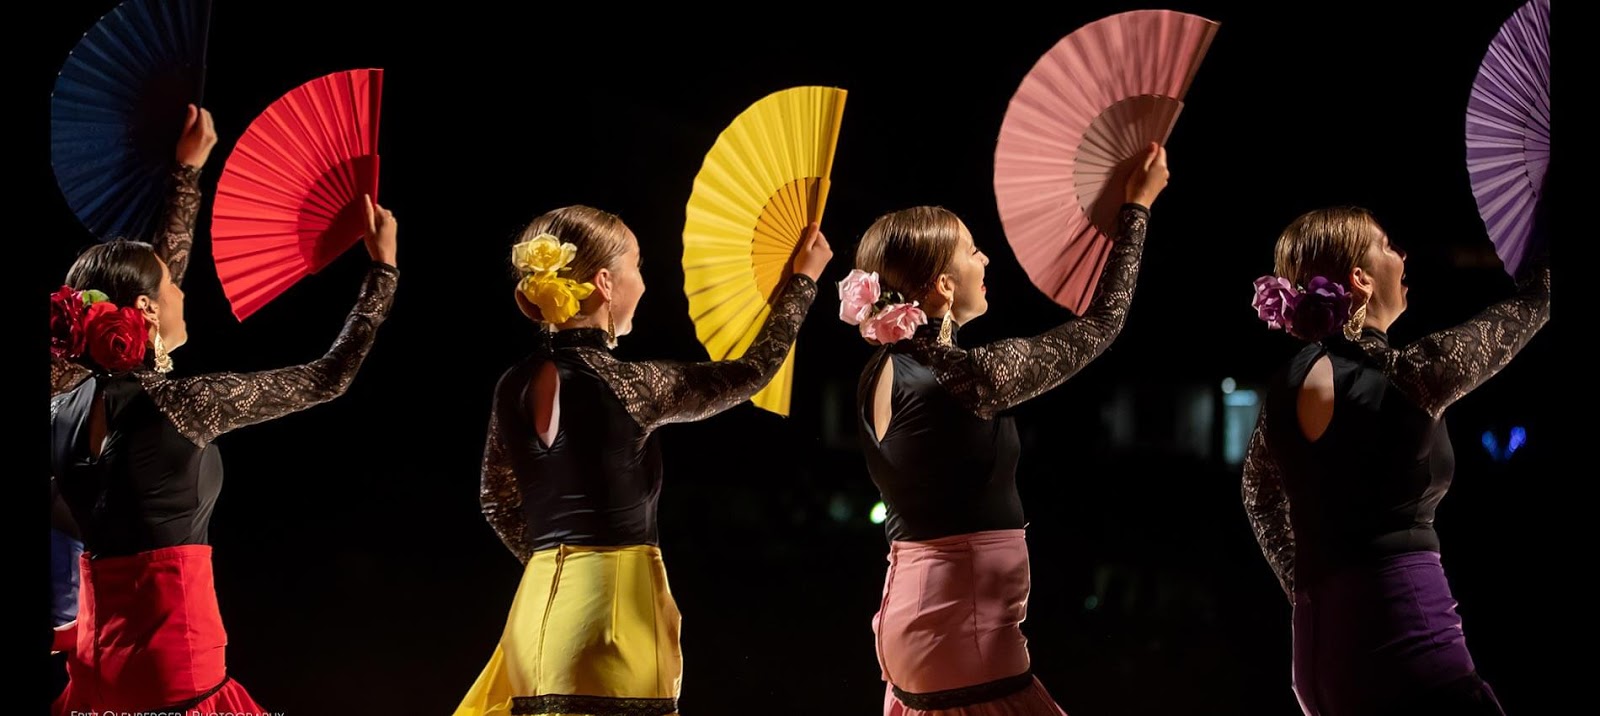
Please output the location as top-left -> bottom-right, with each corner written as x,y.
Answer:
1508,426 -> 1527,456
1223,391 -> 1258,408
1481,426 -> 1528,463
1222,388 -> 1260,465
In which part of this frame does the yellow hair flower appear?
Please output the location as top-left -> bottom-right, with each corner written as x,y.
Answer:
512,232 -> 595,323
513,233 -> 579,274
519,274 -> 596,325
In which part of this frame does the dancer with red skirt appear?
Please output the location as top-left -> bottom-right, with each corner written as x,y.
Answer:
48,105 -> 401,714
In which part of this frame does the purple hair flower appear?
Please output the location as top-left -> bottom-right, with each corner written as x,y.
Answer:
1251,275 -> 1297,331
1286,276 -> 1354,340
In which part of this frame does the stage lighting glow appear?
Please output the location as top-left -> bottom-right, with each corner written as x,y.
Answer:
1508,426 -> 1526,456
870,501 -> 888,525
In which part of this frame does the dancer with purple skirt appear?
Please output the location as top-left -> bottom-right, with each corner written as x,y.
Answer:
1243,200 -> 1550,715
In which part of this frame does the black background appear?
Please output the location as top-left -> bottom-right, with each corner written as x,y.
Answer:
35,2 -> 1563,714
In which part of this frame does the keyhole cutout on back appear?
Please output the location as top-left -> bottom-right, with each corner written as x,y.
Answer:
532,361 -> 561,449
870,359 -> 895,443
1297,355 -> 1335,442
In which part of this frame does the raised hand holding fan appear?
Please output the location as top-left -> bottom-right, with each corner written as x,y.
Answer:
51,0 -> 212,242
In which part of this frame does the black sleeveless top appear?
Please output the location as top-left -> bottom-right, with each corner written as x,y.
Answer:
859,204 -> 1150,542
1243,262 -> 1550,595
479,275 -> 817,561
49,166 -> 398,557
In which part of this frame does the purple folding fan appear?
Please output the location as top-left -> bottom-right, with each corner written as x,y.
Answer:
1466,0 -> 1549,276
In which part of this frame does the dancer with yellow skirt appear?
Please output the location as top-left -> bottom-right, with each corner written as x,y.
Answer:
455,206 -> 831,716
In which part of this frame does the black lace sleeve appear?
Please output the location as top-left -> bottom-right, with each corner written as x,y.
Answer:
1357,263 -> 1550,419
930,204 -> 1149,419
51,358 -> 90,396
577,274 -> 818,432
480,379 -> 533,563
139,263 -> 398,445
154,164 -> 202,287
1241,406 -> 1295,600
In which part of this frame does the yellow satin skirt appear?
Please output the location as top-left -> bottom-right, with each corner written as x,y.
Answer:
454,544 -> 682,716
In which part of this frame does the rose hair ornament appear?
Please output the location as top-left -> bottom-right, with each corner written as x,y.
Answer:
838,270 -> 929,345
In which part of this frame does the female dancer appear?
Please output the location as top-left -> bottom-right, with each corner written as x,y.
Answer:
843,143 -> 1168,715
1242,202 -> 1550,715
48,118 -> 400,711
455,207 -> 831,716
51,104 -> 216,633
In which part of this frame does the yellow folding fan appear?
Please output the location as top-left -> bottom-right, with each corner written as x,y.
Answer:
682,86 -> 847,417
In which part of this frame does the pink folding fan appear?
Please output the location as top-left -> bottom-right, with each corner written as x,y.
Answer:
995,10 -> 1218,314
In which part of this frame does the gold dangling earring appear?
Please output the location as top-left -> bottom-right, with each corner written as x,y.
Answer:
605,304 -> 617,348
937,307 -> 955,346
1344,301 -> 1368,341
153,331 -> 174,374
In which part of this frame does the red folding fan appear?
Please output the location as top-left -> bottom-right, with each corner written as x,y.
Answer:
211,68 -> 383,320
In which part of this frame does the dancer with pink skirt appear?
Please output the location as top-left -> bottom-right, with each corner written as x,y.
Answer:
843,144 -> 1169,714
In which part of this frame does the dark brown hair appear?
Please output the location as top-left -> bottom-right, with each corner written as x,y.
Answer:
65,240 -> 165,306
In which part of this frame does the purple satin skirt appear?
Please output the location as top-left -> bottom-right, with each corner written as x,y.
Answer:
1292,551 -> 1505,716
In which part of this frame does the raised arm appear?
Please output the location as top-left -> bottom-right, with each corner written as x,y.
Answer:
157,104 -> 217,286
579,223 -> 829,431
937,203 -> 1150,419
142,263 -> 398,444
1360,260 -> 1550,419
153,164 -> 201,286
142,197 -> 399,444
584,274 -> 818,431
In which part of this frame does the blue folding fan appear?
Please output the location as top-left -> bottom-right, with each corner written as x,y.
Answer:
50,0 -> 212,241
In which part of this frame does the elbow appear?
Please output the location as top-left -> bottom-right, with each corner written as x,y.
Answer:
306,378 -> 353,407
330,371 -> 360,399
1080,322 -> 1123,363
729,363 -> 770,397
1076,309 -> 1128,351
307,360 -> 362,404
1098,314 -> 1130,344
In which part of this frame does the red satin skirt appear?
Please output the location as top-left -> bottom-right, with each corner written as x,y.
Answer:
52,544 -> 269,715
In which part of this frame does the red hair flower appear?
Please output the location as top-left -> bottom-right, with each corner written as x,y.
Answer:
83,302 -> 151,373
